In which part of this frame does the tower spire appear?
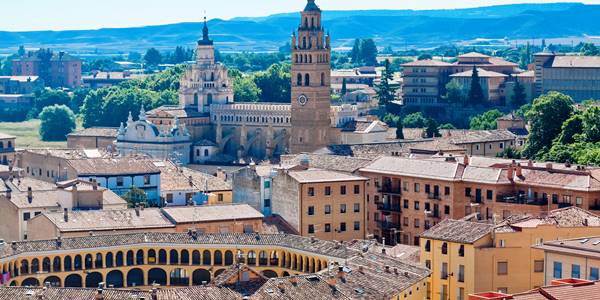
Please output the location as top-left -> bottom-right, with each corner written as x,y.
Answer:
198,15 -> 213,46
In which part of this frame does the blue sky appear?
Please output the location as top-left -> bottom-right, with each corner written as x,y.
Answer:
1,0 -> 598,31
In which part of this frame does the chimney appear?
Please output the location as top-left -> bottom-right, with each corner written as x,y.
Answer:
515,163 -> 523,177
95,282 -> 104,300
27,186 -> 32,203
289,277 -> 298,286
507,166 -> 514,181
135,205 -> 140,217
216,167 -> 227,181
337,266 -> 346,282
277,281 -> 286,293
11,241 -> 17,251
463,155 -> 469,166
384,265 -> 390,273
63,208 -> 68,222
393,267 -> 399,275
310,235 -> 316,243
358,265 -> 364,273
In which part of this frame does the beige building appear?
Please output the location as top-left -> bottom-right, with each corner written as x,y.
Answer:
66,127 -> 118,149
535,51 -> 600,102
0,178 -> 127,241
420,207 -> 600,299
271,163 -> 368,242
450,68 -> 508,106
27,207 -> 174,240
536,235 -> 600,284
161,204 -> 264,234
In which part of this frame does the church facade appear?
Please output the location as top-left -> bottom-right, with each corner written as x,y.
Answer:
124,0 -> 357,164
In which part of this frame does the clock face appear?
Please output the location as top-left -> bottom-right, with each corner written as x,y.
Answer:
297,94 -> 308,106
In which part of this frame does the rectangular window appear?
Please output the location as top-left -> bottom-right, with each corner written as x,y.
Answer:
486,190 -> 493,200
166,193 -> 173,203
308,206 -> 315,216
353,203 -> 360,213
403,217 -> 409,226
590,267 -> 599,280
552,194 -> 559,204
23,212 -> 30,221
34,211 -> 41,216
444,186 -> 450,195
497,262 -> 508,275
264,180 -> 271,188
458,287 -> 465,300
144,175 -> 151,185
553,262 -> 562,279
324,205 -> 331,215
117,176 -> 124,187
414,218 -> 420,228
534,260 -> 544,273
308,187 -> 315,196
340,185 -> 346,195
353,185 -> 360,194
441,262 -> 448,279
218,194 -> 224,202
458,265 -> 465,282
414,201 -> 420,210
324,223 -> 331,232
308,224 -> 315,234
425,184 -> 430,194
340,204 -> 346,213
403,199 -> 409,209
414,183 -> 420,193
572,264 -> 581,279
354,221 -> 360,231
340,222 -> 346,232
465,188 -> 472,197
444,205 -> 450,215
325,186 -> 331,196
403,182 -> 409,192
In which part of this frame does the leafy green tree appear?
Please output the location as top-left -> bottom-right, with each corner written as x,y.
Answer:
350,39 -> 362,63
360,39 -> 378,66
510,79 -> 527,108
144,48 -> 162,66
32,89 -> 71,116
515,103 -> 532,120
123,186 -> 149,208
582,106 -> 600,143
496,147 -> 522,159
581,43 -> 599,56
438,123 -> 456,129
69,88 -> 91,113
555,113 -> 583,145
417,53 -> 433,60
382,113 -> 400,126
128,51 -> 142,62
171,46 -> 189,64
402,112 -> 427,128
443,80 -> 464,104
253,63 -> 291,103
467,66 -> 485,105
233,75 -> 261,102
425,118 -> 440,138
396,118 -> 404,139
523,92 -> 574,159
38,105 -> 76,141
375,60 -> 397,112
469,109 -> 503,130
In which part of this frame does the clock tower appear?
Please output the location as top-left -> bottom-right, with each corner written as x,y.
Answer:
290,0 -> 332,154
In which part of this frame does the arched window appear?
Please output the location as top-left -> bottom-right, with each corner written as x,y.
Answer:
126,251 -> 134,266
211,72 -> 215,81
305,74 -> 310,86
321,73 -> 325,86
74,255 -> 82,270
304,17 -> 308,27
192,251 -> 201,265
115,252 -> 123,267
295,54 -> 298,63
105,252 -> 114,268
31,259 -> 39,273
311,18 -> 314,28
202,250 -> 211,265
64,256 -> 72,271
181,250 -> 190,265
214,250 -> 223,265
303,37 -> 307,49
53,257 -> 61,272
95,253 -> 103,269
309,55 -> 312,63
170,250 -> 179,265
20,260 -> 29,275
297,74 -> 303,86
204,149 -> 209,157
159,250 -> 167,265
84,254 -> 93,269
136,250 -> 144,265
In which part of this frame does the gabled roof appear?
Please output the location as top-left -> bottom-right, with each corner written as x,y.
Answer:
361,156 -> 464,181
161,204 -> 263,224
40,208 -> 175,232
68,157 -> 160,176
420,219 -> 494,244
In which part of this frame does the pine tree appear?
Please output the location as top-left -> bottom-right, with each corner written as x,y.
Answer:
341,78 -> 348,96
375,60 -> 397,113
467,66 -> 485,105
425,118 -> 440,138
395,118 -> 404,139
360,39 -> 378,66
350,39 -> 362,64
510,79 -> 527,108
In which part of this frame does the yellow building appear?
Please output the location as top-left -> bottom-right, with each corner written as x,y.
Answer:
420,207 -> 600,298
0,231 -> 430,300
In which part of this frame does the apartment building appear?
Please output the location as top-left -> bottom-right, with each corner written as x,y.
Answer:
536,235 -> 600,285
271,162 -> 368,242
12,51 -> 82,89
402,52 -> 520,108
359,155 -> 600,246
420,207 -> 600,298
535,51 -> 600,102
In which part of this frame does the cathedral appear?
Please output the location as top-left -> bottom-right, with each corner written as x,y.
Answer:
117,0 -> 358,164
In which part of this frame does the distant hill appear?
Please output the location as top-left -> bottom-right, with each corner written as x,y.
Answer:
1,2 -> 599,54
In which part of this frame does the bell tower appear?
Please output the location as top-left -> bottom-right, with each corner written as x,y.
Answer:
290,0 -> 332,154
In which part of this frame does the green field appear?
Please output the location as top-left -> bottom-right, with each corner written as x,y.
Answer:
0,119 -> 72,149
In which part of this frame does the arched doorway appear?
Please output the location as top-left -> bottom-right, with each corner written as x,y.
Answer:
148,268 -> 167,286
21,278 -> 39,287
262,270 -> 278,278
170,268 -> 189,286
127,268 -> 144,287
106,270 -> 124,288
224,251 -> 234,265
44,276 -> 61,287
192,269 -> 211,285
85,272 -> 103,288
64,274 -> 83,287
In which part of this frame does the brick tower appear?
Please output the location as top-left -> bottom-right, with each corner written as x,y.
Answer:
289,0 -> 332,154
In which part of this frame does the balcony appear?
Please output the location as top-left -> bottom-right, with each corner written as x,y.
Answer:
377,203 -> 401,213
496,194 -> 548,206
377,221 -> 400,230
425,209 -> 441,219
427,193 -> 441,200
378,185 -> 402,196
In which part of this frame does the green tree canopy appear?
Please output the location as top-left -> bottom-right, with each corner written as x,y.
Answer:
523,92 -> 574,159
144,48 -> 162,66
510,79 -> 527,108
402,112 -> 427,128
555,113 -> 584,145
123,186 -> 149,208
233,75 -> 261,102
38,105 -> 76,141
360,39 -> 378,66
582,106 -> 600,143
469,109 -> 503,130
425,118 -> 440,138
443,80 -> 464,104
253,63 -> 291,103
32,89 -> 71,116
350,39 -> 362,63
375,60 -> 397,112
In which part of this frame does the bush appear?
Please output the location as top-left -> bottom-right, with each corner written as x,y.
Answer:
38,105 -> 76,141
402,112 -> 427,128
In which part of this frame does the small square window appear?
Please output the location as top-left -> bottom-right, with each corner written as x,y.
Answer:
497,262 -> 508,275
